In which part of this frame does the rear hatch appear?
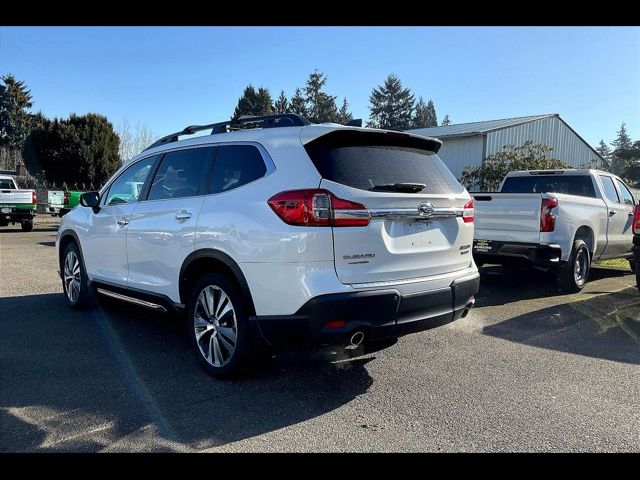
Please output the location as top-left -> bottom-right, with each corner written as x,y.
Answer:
304,129 -> 474,285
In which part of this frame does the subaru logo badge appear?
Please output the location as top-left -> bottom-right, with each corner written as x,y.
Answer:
418,202 -> 434,217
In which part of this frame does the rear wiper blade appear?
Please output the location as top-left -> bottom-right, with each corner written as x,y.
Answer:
370,183 -> 426,193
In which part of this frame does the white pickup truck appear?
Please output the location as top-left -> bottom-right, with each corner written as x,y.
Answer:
472,169 -> 635,292
0,174 -> 37,232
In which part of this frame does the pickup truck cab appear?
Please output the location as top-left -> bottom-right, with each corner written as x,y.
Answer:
0,174 -> 37,231
472,169 -> 635,292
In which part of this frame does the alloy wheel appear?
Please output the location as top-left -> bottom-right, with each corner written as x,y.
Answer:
194,285 -> 238,367
63,251 -> 81,303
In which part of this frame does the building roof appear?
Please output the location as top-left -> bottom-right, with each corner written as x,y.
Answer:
407,114 -> 557,138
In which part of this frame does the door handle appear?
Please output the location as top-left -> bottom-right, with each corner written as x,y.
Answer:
117,218 -> 129,226
609,210 -> 616,216
175,211 -> 192,220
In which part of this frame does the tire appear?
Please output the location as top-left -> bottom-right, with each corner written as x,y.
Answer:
21,219 -> 34,232
557,239 -> 591,293
0,220 -> 7,227
187,273 -> 252,378
61,242 -> 93,309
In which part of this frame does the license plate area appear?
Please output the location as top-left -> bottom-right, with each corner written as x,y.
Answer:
1,208 -> 11,214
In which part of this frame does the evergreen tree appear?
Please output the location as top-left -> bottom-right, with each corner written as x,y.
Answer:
289,88 -> 308,117
425,99 -> 437,127
336,98 -> 353,124
611,122 -> 633,151
256,87 -> 273,116
595,139 -> 612,171
411,98 -> 429,128
274,90 -> 289,114
0,74 -> 33,150
233,84 -> 259,118
304,70 -> 338,123
611,122 -> 634,175
367,74 -> 415,130
441,114 -> 451,126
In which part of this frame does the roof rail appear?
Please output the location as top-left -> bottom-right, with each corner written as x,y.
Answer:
143,113 -> 311,151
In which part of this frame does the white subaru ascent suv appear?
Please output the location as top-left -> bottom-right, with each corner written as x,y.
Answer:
56,114 -> 479,377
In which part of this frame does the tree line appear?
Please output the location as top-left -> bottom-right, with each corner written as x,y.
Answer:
0,74 -> 157,186
231,70 -> 449,130
595,123 -> 640,184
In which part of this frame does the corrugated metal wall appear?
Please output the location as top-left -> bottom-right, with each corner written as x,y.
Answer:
436,135 -> 484,179
485,116 -> 600,168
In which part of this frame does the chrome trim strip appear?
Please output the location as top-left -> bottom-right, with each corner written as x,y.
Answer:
368,207 -> 463,220
96,288 -> 167,312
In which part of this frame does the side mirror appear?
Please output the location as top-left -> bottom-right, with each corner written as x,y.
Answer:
80,191 -> 100,208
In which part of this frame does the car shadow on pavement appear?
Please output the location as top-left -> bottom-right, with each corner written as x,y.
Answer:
476,265 -> 631,307
481,286 -> 640,365
0,293 -> 374,452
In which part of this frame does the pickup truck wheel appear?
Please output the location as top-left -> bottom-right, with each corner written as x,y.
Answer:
557,239 -> 590,293
61,243 -> 92,309
21,219 -> 33,232
188,273 -> 251,379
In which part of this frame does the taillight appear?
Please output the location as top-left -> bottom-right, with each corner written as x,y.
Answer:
267,189 -> 370,227
540,197 -> 558,232
64,192 -> 70,205
462,199 -> 474,223
32,191 -> 37,205
633,204 -> 640,235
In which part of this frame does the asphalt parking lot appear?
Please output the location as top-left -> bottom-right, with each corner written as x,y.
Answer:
1,220 -> 639,452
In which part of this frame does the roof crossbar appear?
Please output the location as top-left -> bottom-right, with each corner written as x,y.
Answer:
143,113 -> 311,151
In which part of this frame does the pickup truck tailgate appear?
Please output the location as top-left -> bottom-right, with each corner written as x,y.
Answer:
0,189 -> 33,205
473,193 -> 542,243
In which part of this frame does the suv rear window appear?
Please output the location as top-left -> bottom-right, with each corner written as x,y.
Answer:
500,175 -> 596,198
304,131 -> 462,194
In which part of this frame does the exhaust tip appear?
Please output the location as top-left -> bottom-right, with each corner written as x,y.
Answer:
461,300 -> 476,318
346,331 -> 365,350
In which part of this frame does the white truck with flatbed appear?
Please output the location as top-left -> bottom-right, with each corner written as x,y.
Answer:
0,174 -> 37,232
472,169 -> 635,292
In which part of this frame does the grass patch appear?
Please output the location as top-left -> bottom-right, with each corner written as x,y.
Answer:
594,258 -> 631,270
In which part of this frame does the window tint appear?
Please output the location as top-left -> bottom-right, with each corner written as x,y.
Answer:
0,179 -> 15,189
615,178 -> 635,206
147,147 -> 214,201
210,145 -> 267,194
104,156 -> 158,206
305,131 -> 462,194
599,175 -> 620,203
500,175 -> 596,197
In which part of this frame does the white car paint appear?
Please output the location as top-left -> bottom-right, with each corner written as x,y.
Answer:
473,169 -> 634,262
57,123 -> 478,316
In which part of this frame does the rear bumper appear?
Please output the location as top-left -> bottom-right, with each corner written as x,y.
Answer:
473,240 -> 561,266
1,209 -> 36,221
254,272 -> 480,346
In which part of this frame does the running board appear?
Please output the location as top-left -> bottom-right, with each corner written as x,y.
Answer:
96,288 -> 168,312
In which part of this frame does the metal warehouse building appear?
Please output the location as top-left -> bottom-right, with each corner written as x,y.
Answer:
407,114 -> 603,180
